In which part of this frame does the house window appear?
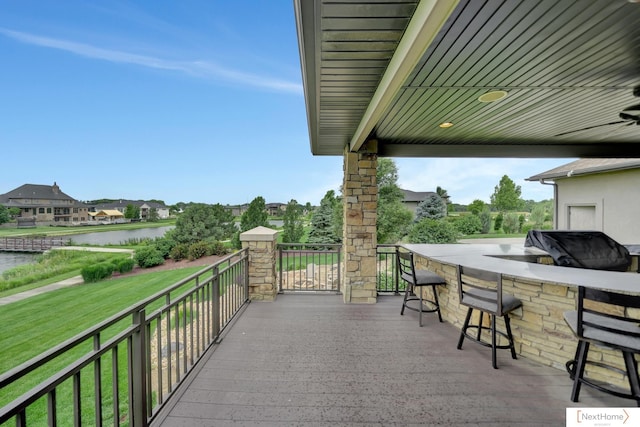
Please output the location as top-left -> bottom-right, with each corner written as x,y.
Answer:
47,208 -> 52,213
39,208 -> 45,214
73,208 -> 78,213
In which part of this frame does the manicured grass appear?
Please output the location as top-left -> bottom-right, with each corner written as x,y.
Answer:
0,267 -> 205,413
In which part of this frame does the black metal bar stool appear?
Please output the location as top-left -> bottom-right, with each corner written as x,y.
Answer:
564,286 -> 640,406
396,248 -> 446,326
456,265 -> 522,369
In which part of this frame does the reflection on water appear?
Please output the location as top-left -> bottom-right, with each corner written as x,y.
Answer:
69,226 -> 175,245
0,252 -> 39,275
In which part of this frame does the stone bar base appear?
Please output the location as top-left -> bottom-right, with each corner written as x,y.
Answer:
413,256 -> 630,390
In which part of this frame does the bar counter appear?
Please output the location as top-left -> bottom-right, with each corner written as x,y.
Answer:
402,243 -> 640,388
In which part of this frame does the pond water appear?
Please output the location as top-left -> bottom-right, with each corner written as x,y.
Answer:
0,220 -> 283,274
0,226 -> 175,274
69,226 -> 175,245
0,252 -> 39,275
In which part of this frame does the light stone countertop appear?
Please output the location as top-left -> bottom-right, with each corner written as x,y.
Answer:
402,243 -> 640,293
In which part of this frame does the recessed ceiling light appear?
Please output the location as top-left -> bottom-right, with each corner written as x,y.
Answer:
478,90 -> 508,103
439,122 -> 454,128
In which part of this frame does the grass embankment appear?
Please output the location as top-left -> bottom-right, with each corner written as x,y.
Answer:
0,250 -> 132,297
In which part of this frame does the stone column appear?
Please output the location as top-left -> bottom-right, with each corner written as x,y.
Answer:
240,226 -> 279,301
342,140 -> 378,304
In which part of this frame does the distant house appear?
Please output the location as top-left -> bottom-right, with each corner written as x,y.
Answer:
400,189 -> 437,214
0,182 -> 89,224
89,209 -> 125,223
265,203 -> 286,216
527,158 -> 640,244
89,200 -> 170,220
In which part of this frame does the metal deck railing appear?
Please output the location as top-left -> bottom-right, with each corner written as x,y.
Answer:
0,249 -> 249,427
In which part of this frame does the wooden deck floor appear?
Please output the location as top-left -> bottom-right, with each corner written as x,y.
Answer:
153,294 -> 631,426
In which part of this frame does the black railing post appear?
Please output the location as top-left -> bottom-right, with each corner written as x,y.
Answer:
131,309 -> 148,427
212,265 -> 221,341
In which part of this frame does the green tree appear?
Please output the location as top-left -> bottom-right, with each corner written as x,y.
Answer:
436,186 -> 452,212
282,199 -> 304,243
233,196 -> 271,248
415,193 -> 447,221
490,175 -> 523,212
467,199 -> 486,215
529,204 -> 546,228
308,190 -> 340,244
240,196 -> 269,232
124,204 -> 140,219
376,159 -> 412,243
147,207 -> 160,222
170,203 -> 236,244
0,205 -> 10,225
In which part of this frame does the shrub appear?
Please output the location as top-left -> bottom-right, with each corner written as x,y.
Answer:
81,262 -> 115,283
134,246 -> 165,268
151,236 -> 175,259
187,241 -> 210,261
453,214 -> 482,235
112,257 -> 135,273
502,212 -> 520,234
479,208 -> 492,234
408,218 -> 459,243
170,243 -> 190,261
206,240 -> 229,256
493,213 -> 503,231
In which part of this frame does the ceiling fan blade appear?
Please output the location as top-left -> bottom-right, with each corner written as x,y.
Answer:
554,120 -> 628,137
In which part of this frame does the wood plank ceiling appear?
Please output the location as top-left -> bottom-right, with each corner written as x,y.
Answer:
294,0 -> 640,158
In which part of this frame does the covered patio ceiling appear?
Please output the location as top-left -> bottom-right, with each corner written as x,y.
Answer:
294,0 -> 640,158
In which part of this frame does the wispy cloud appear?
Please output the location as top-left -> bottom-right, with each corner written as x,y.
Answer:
0,28 -> 302,94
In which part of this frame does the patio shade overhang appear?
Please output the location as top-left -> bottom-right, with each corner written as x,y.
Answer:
294,0 -> 640,159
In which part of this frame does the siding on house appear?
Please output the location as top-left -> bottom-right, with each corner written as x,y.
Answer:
528,159 -> 640,244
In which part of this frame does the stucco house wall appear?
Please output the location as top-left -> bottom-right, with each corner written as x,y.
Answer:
528,159 -> 640,245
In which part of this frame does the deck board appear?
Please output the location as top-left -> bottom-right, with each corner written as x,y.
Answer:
154,294 -> 630,426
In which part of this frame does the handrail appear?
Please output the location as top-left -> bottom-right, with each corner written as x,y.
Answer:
0,248 -> 249,426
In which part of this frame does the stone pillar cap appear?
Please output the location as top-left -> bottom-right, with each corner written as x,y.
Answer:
240,226 -> 279,241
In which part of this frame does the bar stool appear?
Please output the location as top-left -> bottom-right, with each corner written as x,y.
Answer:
396,248 -> 446,326
456,265 -> 522,369
564,286 -> 640,406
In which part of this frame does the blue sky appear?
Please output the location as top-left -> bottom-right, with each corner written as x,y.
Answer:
0,1 -> 572,207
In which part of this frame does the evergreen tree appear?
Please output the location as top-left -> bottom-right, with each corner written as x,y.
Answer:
169,203 -> 236,244
282,199 -> 304,243
233,196 -> 270,248
308,190 -> 340,244
415,193 -> 447,221
240,196 -> 269,232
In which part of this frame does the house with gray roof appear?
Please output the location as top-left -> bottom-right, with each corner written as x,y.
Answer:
400,189 -> 439,214
0,182 -> 89,224
527,159 -> 640,244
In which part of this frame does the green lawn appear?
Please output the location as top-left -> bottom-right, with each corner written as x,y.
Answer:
0,266 -> 206,422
